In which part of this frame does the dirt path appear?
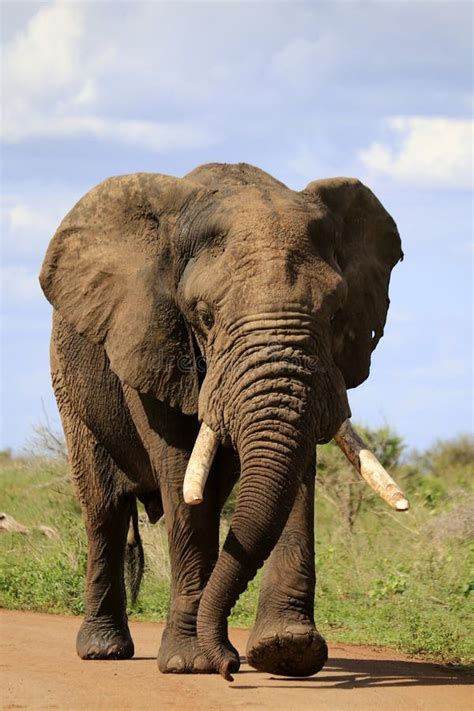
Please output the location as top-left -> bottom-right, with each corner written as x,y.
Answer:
2,610 -> 471,710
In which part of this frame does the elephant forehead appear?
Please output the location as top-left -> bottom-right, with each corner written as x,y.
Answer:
224,211 -> 332,259
211,193 -> 325,245
216,184 -> 310,218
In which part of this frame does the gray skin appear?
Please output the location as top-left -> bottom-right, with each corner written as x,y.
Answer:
39,163 -> 402,680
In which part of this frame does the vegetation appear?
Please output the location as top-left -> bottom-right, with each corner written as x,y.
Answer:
1,427 -> 473,666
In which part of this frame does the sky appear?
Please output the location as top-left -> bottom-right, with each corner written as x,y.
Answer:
1,0 -> 472,453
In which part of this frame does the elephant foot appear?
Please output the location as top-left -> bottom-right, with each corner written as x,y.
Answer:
158,626 -> 239,675
76,617 -> 134,660
246,618 -> 327,677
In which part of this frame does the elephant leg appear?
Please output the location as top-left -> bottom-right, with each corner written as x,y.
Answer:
64,413 -> 134,660
158,446 -> 239,674
246,453 -> 327,676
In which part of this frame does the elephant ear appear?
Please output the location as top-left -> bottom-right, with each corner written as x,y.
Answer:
302,177 -> 403,389
39,172 -> 203,414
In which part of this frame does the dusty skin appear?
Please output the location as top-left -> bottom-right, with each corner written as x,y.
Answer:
2,611 -> 472,711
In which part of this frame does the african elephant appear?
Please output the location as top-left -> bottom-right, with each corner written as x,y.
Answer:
39,162 -> 404,680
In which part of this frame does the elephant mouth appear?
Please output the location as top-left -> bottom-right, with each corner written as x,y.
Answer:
183,418 -> 409,512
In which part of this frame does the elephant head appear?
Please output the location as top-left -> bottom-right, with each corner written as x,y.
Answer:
39,162 -> 403,677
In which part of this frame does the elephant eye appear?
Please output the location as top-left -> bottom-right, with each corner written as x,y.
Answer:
196,302 -> 214,330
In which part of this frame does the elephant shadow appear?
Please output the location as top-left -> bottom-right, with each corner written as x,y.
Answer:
232,655 -> 474,690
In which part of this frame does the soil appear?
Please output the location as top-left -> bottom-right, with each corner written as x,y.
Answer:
2,610 -> 472,710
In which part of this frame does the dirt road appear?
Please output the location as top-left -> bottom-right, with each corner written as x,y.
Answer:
2,610 -> 471,710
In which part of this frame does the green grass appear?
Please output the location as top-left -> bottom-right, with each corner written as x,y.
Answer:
0,461 -> 86,615
1,434 -> 473,667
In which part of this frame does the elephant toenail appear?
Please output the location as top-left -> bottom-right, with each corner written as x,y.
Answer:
167,654 -> 185,671
260,630 -> 278,640
193,654 -> 210,671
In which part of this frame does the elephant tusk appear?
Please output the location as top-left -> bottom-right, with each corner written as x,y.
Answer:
333,419 -> 410,511
183,423 -> 220,505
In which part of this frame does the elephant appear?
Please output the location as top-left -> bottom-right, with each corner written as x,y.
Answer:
39,162 -> 404,680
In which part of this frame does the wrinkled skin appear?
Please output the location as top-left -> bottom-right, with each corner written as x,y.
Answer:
40,163 -> 402,678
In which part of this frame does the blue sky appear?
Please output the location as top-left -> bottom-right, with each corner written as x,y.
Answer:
1,1 -> 472,452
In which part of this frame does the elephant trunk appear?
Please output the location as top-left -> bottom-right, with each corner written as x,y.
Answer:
195,340 -> 333,678
197,414 -> 311,679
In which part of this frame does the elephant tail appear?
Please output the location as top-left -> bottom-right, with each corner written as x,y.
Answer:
125,499 -> 145,606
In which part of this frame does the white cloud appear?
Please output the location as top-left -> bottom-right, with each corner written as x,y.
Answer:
3,1 -> 84,97
1,192 -> 76,258
1,266 -> 41,303
6,203 -> 57,234
67,79 -> 98,108
1,1 -> 216,152
359,116 -> 473,189
2,113 -> 216,151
